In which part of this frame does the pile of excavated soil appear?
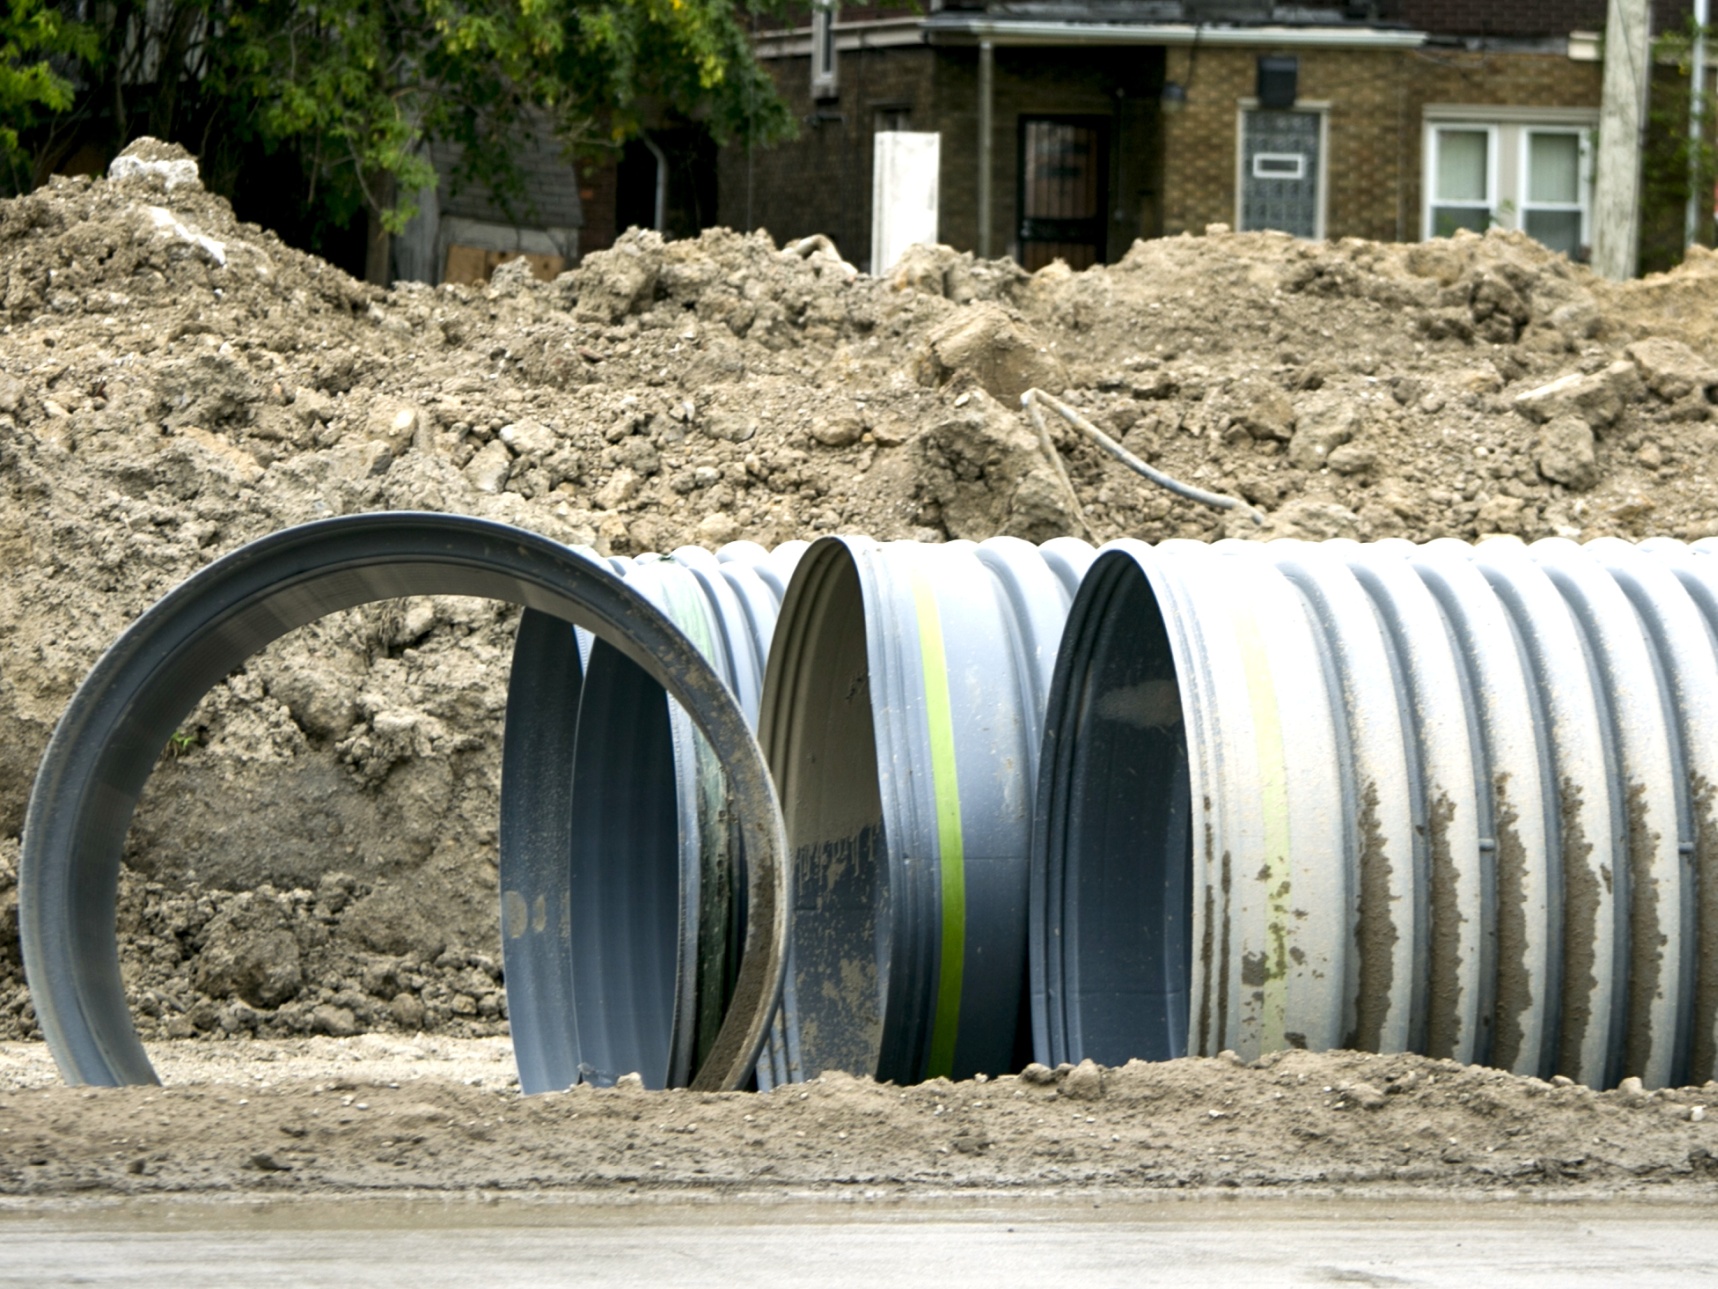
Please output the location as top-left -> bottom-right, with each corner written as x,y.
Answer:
5,139 -> 1718,1053
1,1041 -> 1715,1198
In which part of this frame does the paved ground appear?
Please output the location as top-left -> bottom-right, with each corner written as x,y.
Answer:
3,1198 -> 1715,1287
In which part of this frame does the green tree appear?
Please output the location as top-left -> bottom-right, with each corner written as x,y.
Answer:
1634,18 -> 1718,274
3,0 -> 794,278
0,0 -> 95,181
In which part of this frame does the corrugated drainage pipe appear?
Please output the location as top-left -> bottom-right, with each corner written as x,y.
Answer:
757,535 -> 1094,1085
500,541 -> 805,1092
19,514 -> 790,1092
1031,536 -> 1718,1089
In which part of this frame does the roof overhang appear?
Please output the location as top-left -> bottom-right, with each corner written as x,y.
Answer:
921,17 -> 1426,49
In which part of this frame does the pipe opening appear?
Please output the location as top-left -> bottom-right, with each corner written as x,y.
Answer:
1053,558 -> 1192,1064
764,547 -> 891,1080
20,514 -> 789,1092
564,642 -> 684,1088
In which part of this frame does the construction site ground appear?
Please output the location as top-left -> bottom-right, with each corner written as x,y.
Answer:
5,142 -> 1718,1210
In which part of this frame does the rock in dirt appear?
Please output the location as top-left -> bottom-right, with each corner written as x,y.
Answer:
1626,336 -> 1718,402
1287,391 -> 1361,469
106,137 -> 204,192
1232,379 -> 1296,442
1475,494 -> 1529,536
190,894 -> 305,1007
1535,414 -> 1600,489
917,303 -> 1069,401
888,241 -> 1026,305
1260,499 -> 1363,541
913,383 -> 1083,542
1344,1080 -> 1387,1110
1059,1058 -> 1105,1100
572,235 -> 661,324
1513,363 -> 1641,428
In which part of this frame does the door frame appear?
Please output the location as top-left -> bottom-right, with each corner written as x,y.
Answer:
1015,113 -> 1112,268
1233,98 -> 1331,240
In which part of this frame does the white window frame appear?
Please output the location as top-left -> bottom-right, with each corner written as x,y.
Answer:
1421,106 -> 1599,258
811,0 -> 838,100
1234,99 -> 1330,240
1424,122 -> 1498,239
1518,126 -> 1592,255
1252,153 -> 1306,180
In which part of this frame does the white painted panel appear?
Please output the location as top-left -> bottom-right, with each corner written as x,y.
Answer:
871,131 -> 940,275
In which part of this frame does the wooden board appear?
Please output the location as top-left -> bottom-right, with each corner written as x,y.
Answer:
443,245 -> 567,286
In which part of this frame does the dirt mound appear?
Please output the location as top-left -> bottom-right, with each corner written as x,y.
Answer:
4,142 -> 1718,1045
1,1040 -> 1715,1198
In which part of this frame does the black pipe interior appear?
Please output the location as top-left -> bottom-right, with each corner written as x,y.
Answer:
566,641 -> 681,1087
1061,561 -> 1193,1064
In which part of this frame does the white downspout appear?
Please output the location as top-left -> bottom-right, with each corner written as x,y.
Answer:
1690,0 -> 1710,248
642,133 -> 668,233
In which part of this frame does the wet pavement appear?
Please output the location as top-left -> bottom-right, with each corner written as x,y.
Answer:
2,1197 -> 1714,1287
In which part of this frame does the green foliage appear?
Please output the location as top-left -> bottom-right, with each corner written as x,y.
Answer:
1640,19 -> 1718,274
223,0 -> 797,235
2,0 -> 794,245
0,0 -> 95,163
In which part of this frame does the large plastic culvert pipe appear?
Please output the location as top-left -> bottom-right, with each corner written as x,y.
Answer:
1031,535 -> 1718,1089
1609,538 -> 1718,1082
1032,539 -> 1353,1070
501,541 -> 806,1093
20,514 -> 789,1092
758,535 -> 1094,1085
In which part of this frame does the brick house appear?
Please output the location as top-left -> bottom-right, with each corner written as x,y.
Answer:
714,0 -> 1651,272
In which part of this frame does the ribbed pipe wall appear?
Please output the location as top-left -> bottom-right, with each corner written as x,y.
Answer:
757,536 -> 1094,1086
32,519 -> 1716,1098
500,541 -> 804,1092
1032,537 -> 1718,1089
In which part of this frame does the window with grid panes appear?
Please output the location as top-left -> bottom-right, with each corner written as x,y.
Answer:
1423,114 -> 1593,260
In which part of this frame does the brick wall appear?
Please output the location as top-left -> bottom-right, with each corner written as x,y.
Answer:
1159,45 -> 1602,242
1399,0 -> 1692,37
933,47 -> 1164,259
580,158 -> 618,257
1400,48 -> 1604,236
1397,0 -> 1605,37
728,37 -> 1606,266
715,45 -> 936,269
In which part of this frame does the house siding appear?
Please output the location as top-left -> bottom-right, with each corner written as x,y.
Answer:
715,45 -> 938,268
934,47 -> 1163,261
1160,45 -> 1601,242
723,16 -> 1609,268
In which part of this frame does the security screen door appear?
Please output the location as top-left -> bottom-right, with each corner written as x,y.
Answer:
1241,109 -> 1322,238
1018,117 -> 1108,270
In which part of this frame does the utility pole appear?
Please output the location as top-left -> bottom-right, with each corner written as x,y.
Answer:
1593,0 -> 1652,278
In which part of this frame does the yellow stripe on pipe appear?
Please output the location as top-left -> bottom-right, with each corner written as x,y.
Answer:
911,564 -> 967,1078
1233,601 -> 1291,1054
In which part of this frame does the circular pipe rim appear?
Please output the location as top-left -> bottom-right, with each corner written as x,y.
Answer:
20,512 -> 788,1092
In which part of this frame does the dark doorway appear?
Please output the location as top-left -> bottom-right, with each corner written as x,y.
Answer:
1017,116 -> 1109,271
615,127 -> 719,241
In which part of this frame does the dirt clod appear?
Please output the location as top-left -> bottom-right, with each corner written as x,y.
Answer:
1059,1059 -> 1106,1101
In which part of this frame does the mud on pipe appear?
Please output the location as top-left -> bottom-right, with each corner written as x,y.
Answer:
1030,536 -> 1718,1091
